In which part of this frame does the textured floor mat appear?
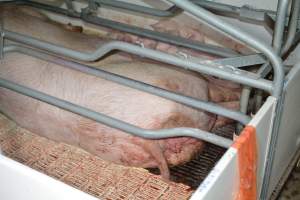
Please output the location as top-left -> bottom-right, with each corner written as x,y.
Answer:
0,114 -> 234,199
0,115 -> 192,200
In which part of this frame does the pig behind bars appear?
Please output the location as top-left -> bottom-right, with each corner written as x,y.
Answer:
0,6 -> 240,179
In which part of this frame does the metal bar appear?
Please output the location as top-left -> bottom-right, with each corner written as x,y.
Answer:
93,0 -> 293,30
259,0 -> 292,198
238,0 -> 292,140
81,13 -> 239,58
4,0 -> 294,28
240,86 -> 251,114
11,0 -> 81,17
165,3 -> 284,198
0,76 -> 233,148
4,44 -> 251,125
250,0 -> 291,111
273,0 -> 290,53
255,90 -> 264,113
3,0 -> 239,58
167,0 -> 284,98
193,0 -> 273,23
238,0 -> 290,133
236,86 -> 251,134
3,30 -> 273,93
212,54 -> 266,68
257,62 -> 272,77
93,0 -> 181,17
282,0 -> 300,54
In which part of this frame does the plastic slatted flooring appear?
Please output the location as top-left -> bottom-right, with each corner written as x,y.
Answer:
0,114 -> 233,199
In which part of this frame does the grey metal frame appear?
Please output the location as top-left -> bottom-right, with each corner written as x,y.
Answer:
3,0 -> 239,58
3,30 -> 273,93
0,74 -> 233,148
1,0 -> 298,198
92,0 -> 181,17
238,0 -> 296,130
167,0 -> 284,98
69,0 -> 287,28
3,45 -> 250,125
0,2 -> 285,143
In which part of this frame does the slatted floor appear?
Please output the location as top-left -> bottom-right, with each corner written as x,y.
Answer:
0,114 -> 234,199
150,125 -> 233,189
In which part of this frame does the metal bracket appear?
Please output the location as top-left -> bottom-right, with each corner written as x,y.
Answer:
176,52 -> 264,79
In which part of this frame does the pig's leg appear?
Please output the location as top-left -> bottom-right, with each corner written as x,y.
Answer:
133,138 -> 170,180
213,101 -> 240,129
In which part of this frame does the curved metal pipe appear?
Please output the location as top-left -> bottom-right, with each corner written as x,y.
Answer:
0,76 -> 233,148
167,0 -> 284,98
4,30 -> 273,93
241,0 -> 292,115
4,45 -> 251,125
3,0 -> 239,58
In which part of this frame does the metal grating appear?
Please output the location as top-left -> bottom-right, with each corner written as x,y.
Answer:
149,125 -> 234,189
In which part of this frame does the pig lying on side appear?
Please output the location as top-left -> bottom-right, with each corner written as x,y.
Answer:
0,6 -> 240,179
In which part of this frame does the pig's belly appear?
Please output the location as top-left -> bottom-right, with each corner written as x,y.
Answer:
0,53 -> 211,168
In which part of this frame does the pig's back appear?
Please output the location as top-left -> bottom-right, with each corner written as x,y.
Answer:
0,52 -> 211,167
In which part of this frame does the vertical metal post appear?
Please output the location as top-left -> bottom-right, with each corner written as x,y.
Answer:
261,0 -> 291,198
236,86 -> 251,134
273,0 -> 291,54
282,0 -> 300,54
167,0 -> 284,98
239,0 -> 291,133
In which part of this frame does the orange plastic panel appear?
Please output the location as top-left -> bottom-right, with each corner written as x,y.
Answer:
232,126 -> 257,200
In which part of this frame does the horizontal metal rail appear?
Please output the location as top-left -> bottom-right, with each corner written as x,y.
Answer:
74,0 -> 279,25
3,30 -> 273,93
194,0 -> 275,23
2,0 -> 239,58
3,45 -> 251,125
167,0 -> 284,98
3,0 -> 293,30
0,76 -> 233,148
81,13 -> 238,58
93,0 -> 181,17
